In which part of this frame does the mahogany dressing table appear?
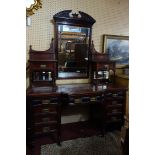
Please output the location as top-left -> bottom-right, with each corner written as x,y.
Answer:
26,10 -> 127,147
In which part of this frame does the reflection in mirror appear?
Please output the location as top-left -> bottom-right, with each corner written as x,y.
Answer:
58,25 -> 90,78
53,10 -> 96,79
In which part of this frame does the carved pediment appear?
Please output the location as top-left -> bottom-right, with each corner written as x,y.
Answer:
53,10 -> 96,26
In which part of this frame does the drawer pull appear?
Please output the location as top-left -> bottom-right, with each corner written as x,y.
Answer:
112,109 -> 118,113
113,94 -> 118,97
90,97 -> 96,102
75,98 -> 81,103
42,100 -> 50,104
81,97 -> 90,103
43,127 -> 50,133
42,108 -> 49,112
40,64 -> 46,68
42,117 -> 50,122
112,101 -> 118,104
50,98 -> 58,103
111,116 -> 117,121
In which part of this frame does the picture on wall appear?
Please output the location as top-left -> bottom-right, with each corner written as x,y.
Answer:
103,34 -> 129,67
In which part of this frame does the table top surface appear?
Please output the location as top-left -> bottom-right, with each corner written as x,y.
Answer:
27,83 -> 127,96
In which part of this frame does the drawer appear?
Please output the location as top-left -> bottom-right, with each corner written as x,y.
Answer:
69,95 -> 103,104
104,91 -> 124,99
33,105 -> 57,114
30,62 -> 55,70
106,107 -> 122,113
106,111 -> 122,117
34,114 -> 58,123
32,98 -> 59,105
69,96 -> 91,104
104,100 -> 123,106
34,124 -> 58,135
105,115 -> 122,123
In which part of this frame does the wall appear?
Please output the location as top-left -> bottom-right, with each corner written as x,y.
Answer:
26,0 -> 129,123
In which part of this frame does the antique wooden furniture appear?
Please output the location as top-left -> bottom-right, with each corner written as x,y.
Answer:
26,10 -> 128,148
53,10 -> 96,79
27,39 -> 57,88
26,52 -> 127,147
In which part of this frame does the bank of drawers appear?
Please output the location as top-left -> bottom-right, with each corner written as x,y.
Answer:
27,94 -> 62,145
103,90 -> 125,125
31,98 -> 60,136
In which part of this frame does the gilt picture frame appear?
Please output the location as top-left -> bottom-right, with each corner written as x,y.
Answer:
26,0 -> 42,17
103,34 -> 129,67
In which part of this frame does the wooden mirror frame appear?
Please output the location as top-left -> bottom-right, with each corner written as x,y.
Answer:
53,10 -> 96,79
26,0 -> 42,17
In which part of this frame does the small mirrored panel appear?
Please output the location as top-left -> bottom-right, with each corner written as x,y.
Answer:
58,25 -> 90,78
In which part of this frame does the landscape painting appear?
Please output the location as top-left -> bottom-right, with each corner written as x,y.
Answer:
103,34 -> 129,67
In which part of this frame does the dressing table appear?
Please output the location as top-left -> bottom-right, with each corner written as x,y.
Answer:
26,10 -> 127,147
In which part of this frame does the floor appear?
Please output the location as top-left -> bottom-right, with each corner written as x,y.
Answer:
27,121 -> 103,155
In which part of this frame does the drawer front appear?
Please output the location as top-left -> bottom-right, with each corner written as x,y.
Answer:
30,62 -> 55,69
34,115 -> 58,123
69,95 -> 103,104
33,105 -> 57,114
105,115 -> 123,123
104,91 -> 125,99
104,100 -> 123,107
34,124 -> 57,135
32,98 -> 59,106
106,106 -> 122,113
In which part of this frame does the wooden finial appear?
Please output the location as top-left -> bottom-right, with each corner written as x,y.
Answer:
29,45 -> 32,51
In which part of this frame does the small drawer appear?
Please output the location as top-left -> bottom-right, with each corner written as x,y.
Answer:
30,63 -> 55,69
106,111 -> 122,117
69,97 -> 75,103
34,115 -> 58,123
33,105 -> 57,114
104,91 -> 124,99
34,125 -> 57,134
106,104 -> 122,111
106,108 -> 122,113
81,97 -> 90,103
74,98 -> 81,104
105,100 -> 123,106
105,115 -> 122,123
32,99 -> 42,106
90,96 -> 103,102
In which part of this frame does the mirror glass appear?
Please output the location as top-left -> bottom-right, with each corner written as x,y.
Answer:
58,25 -> 90,78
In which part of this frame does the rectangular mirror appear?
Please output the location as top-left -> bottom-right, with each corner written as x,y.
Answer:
53,10 -> 96,79
58,25 -> 90,79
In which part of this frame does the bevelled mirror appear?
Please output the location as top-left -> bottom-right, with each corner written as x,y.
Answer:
53,10 -> 96,79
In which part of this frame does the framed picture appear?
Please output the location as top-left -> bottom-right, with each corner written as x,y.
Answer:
103,34 -> 129,67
